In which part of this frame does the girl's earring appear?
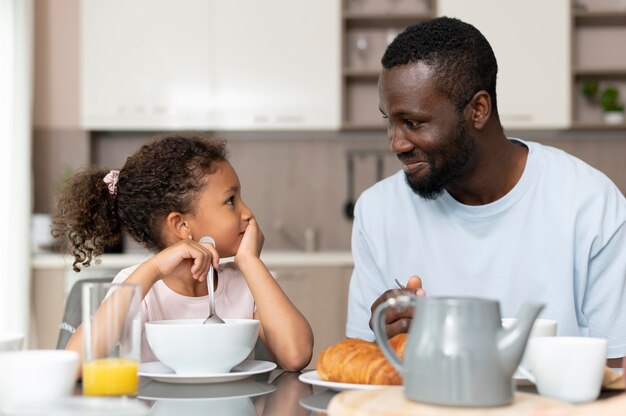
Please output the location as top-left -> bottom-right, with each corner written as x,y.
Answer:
188,233 -> 193,241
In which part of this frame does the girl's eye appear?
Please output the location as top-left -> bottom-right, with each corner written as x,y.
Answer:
226,196 -> 235,206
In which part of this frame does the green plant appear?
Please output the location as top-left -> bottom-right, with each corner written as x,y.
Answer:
601,87 -> 624,112
582,80 -> 624,112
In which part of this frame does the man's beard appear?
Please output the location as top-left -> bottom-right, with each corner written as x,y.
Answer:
404,120 -> 475,200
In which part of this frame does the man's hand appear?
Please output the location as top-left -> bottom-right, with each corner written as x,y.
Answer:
369,276 -> 425,339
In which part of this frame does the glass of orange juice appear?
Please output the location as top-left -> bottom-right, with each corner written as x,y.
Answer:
81,282 -> 141,396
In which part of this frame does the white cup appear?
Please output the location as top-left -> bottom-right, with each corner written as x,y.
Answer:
0,350 -> 79,412
524,336 -> 607,403
502,318 -> 557,377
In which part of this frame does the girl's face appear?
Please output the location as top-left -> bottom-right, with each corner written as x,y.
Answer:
186,161 -> 253,257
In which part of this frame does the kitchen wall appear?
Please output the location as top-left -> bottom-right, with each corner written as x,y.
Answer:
33,0 -> 626,252
89,131 -> 399,251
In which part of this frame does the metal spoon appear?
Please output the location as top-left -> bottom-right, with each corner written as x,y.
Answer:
200,236 -> 225,324
394,278 -> 406,289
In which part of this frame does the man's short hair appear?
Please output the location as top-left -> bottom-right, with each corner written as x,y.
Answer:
382,16 -> 499,115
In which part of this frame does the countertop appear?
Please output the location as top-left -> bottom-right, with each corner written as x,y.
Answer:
31,251 -> 353,270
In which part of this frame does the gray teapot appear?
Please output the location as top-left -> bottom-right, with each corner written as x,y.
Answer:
373,295 -> 544,407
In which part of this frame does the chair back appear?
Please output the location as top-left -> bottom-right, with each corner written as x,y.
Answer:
56,277 -> 114,349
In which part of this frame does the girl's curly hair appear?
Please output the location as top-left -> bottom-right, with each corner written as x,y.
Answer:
52,132 -> 228,272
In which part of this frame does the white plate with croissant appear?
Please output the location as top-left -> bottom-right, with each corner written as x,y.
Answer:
303,335 -> 408,391
299,371 -> 400,392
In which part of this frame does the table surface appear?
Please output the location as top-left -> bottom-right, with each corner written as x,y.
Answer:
64,370 -> 622,416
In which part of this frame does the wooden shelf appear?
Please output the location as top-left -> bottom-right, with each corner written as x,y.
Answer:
571,122 -> 626,130
343,68 -> 380,79
574,69 -> 626,79
574,11 -> 626,26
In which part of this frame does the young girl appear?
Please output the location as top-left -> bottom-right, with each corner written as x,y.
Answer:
52,132 -> 313,372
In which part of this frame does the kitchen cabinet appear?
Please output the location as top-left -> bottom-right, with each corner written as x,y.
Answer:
437,0 -> 571,129
273,266 -> 352,370
30,269 -> 65,349
81,0 -> 340,130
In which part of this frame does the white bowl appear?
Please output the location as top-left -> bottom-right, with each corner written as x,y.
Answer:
0,350 -> 79,412
0,332 -> 24,351
145,319 -> 259,375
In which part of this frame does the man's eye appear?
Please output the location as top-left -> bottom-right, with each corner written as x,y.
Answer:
405,120 -> 420,129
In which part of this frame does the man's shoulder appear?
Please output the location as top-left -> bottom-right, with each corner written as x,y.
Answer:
358,170 -> 408,205
525,139 -> 617,191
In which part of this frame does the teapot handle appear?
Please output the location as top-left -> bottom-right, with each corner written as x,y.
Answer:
372,294 -> 416,373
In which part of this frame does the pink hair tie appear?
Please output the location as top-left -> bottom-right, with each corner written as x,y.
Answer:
103,170 -> 120,195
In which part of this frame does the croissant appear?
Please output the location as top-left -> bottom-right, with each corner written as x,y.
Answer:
317,334 -> 407,385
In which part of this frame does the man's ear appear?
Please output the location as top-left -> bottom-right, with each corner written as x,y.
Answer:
465,90 -> 492,130
164,212 -> 191,242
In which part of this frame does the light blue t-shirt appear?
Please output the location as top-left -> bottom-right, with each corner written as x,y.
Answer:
347,139 -> 626,358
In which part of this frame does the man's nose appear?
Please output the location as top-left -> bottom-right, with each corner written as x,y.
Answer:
389,127 -> 413,154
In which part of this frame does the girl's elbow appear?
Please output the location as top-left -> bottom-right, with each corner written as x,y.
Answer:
280,354 -> 311,372
279,345 -> 313,372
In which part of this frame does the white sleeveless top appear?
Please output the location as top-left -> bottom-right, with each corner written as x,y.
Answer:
111,262 -> 255,362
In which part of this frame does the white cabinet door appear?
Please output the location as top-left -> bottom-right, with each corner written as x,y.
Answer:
438,0 -> 571,129
81,0 -> 340,130
81,0 -> 215,130
212,0 -> 341,130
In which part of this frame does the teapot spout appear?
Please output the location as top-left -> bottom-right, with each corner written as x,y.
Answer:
497,302 -> 544,377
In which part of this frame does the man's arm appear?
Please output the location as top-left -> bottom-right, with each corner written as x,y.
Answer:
581,186 -> 626,366
607,358 -> 623,368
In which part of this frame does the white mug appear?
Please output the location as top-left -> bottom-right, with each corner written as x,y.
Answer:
0,350 -> 79,412
523,336 -> 607,403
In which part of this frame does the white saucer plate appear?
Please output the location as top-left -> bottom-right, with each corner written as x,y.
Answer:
299,390 -> 337,413
298,370 -> 402,392
139,360 -> 276,384
139,379 -> 276,400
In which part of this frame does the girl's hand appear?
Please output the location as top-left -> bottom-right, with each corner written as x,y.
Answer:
235,218 -> 264,264
147,238 -> 220,283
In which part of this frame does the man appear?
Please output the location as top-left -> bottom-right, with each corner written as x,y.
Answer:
346,16 -> 626,366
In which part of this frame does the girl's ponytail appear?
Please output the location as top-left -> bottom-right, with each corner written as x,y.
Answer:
51,167 -> 123,271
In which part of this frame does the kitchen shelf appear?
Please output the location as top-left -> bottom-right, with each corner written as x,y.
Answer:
341,0 -> 436,130
574,11 -> 626,26
343,69 -> 380,79
574,69 -> 626,79
344,12 -> 434,27
571,3 -> 626,128
571,122 -> 626,131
